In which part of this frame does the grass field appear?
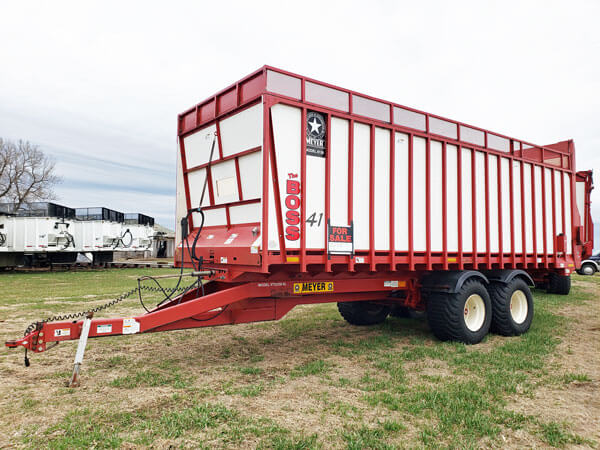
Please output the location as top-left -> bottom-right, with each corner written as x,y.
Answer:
0,269 -> 598,449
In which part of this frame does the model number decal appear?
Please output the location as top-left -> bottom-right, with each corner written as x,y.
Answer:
306,212 -> 323,227
293,282 -> 334,294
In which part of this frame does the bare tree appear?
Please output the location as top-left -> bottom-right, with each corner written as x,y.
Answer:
0,138 -> 61,209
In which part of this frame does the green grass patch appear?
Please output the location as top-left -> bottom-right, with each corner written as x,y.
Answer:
290,359 -> 330,378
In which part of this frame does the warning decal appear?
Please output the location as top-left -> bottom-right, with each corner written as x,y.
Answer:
293,281 -> 334,294
122,318 -> 140,335
54,328 -> 70,337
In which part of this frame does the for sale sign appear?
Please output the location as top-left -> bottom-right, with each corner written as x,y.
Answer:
328,223 -> 353,255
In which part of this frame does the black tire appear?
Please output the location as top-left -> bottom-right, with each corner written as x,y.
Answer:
488,278 -> 534,336
579,263 -> 597,276
337,301 -> 391,326
547,273 -> 571,295
426,278 -> 492,344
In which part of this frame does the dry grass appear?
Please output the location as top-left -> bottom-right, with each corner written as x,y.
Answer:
0,269 -> 598,448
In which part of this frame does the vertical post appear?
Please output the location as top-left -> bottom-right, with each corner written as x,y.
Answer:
551,168 -> 557,266
325,113 -> 332,272
426,137 -> 432,270
68,312 -> 93,388
509,157 -> 516,267
520,162 -> 526,267
484,153 -> 491,269
348,120 -> 355,272
560,170 -> 567,260
261,99 -> 271,273
442,142 -> 448,270
408,134 -> 414,271
471,149 -> 477,270
369,125 -> 376,272
569,171 -> 577,261
300,107 -> 307,272
541,167 -> 548,268
215,121 -> 224,160
389,130 -> 396,271
234,157 -> 243,201
497,156 -> 503,268
457,145 -> 463,270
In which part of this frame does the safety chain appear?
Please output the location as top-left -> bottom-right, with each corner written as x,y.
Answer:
23,283 -> 199,337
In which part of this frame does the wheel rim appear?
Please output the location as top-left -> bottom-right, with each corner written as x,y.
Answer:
463,294 -> 485,332
510,290 -> 528,324
583,265 -> 595,275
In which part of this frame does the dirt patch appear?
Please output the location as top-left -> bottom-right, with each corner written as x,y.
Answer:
1,275 -> 599,448
508,280 -> 600,447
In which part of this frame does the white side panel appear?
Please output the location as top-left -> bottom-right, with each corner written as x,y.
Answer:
188,169 -> 210,209
197,209 -> 227,227
270,104 -> 302,250
488,155 -> 499,253
500,158 -> 511,254
475,151 -> 487,253
430,141 -> 443,252
534,166 -> 544,252
353,123 -> 371,250
523,163 -> 533,253
306,148 -> 325,249
544,168 -> 554,253
554,171 -> 563,239
513,161 -> 522,253
461,148 -> 472,253
330,118 -> 349,226
183,124 -> 217,168
446,145 -> 458,252
576,181 -> 586,228
413,137 -> 427,252
211,160 -> 239,205
237,152 -> 262,200
175,145 -> 186,246
394,132 -> 409,251
219,104 -> 262,157
563,173 -> 572,254
230,203 -> 261,224
374,127 -> 390,250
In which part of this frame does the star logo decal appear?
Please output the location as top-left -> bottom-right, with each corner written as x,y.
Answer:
308,117 -> 322,135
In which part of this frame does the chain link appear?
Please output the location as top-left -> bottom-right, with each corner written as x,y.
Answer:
23,284 -> 199,337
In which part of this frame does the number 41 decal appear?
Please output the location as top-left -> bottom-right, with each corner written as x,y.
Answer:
306,212 -> 323,227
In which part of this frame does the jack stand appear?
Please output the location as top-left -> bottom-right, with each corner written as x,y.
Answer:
68,312 -> 93,388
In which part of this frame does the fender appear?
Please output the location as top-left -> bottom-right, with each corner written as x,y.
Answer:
483,269 -> 534,287
579,260 -> 600,271
420,270 -> 489,294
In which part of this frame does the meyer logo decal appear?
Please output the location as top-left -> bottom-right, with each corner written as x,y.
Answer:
306,111 -> 326,158
293,281 -> 334,294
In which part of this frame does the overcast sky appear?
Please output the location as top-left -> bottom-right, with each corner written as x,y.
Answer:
1,0 -> 598,232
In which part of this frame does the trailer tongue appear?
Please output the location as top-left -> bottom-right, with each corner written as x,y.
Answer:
5,66 -> 594,386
